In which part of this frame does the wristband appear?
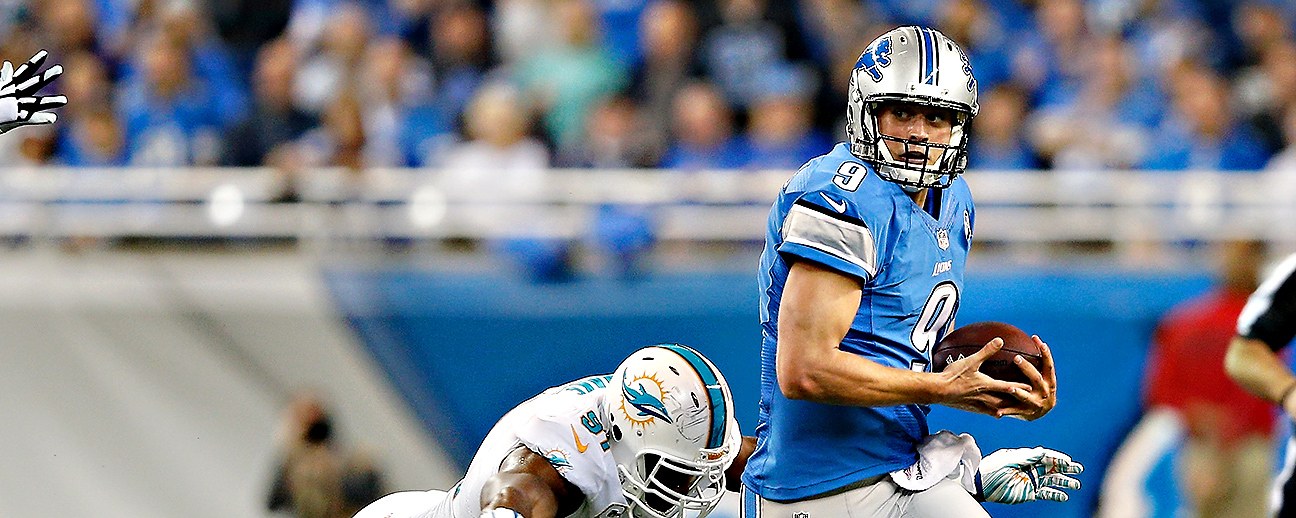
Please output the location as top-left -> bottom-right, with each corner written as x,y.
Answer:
1280,381 -> 1296,408
481,508 -> 524,518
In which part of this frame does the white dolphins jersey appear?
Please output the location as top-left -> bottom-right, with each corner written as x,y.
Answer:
358,375 -> 630,518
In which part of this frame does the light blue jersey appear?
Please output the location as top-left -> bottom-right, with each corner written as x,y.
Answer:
741,142 -> 975,501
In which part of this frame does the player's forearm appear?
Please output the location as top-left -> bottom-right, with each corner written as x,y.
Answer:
1225,336 -> 1294,405
479,473 -> 559,518
778,337 -> 944,406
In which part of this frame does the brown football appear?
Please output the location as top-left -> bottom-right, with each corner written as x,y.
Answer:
931,321 -> 1043,385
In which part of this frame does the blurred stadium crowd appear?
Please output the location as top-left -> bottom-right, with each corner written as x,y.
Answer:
2,0 -> 1295,174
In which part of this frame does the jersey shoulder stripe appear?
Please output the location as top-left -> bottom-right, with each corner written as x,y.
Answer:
781,198 -> 878,278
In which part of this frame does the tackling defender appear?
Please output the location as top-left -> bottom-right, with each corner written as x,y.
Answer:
355,342 -> 1077,518
355,343 -> 750,518
1224,252 -> 1296,516
741,26 -> 1080,518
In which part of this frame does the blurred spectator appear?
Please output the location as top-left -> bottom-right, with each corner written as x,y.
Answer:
1236,39 -> 1296,154
1120,0 -> 1214,82
629,0 -> 703,160
298,89 -> 367,170
589,203 -> 656,279
1142,63 -> 1270,171
208,0 -> 293,78
515,0 -> 628,154
60,107 -> 127,166
969,83 -> 1040,170
0,0 -> 1287,176
119,31 -> 229,166
295,4 -> 372,115
1232,1 -> 1292,70
441,81 -> 548,198
0,125 -> 57,167
356,37 -> 434,168
155,2 -> 250,128
660,81 -> 748,170
223,38 -> 318,167
1267,106 -> 1296,172
267,391 -> 385,518
1100,240 -> 1275,518
425,4 -> 493,141
441,81 -> 571,282
287,0 -> 398,51
699,0 -> 797,110
39,0 -> 100,57
493,0 -> 556,68
937,0 -> 1015,93
1031,0 -> 1093,108
558,95 -> 655,168
591,0 -> 652,68
1029,36 -> 1163,170
744,65 -> 829,170
57,51 -> 112,122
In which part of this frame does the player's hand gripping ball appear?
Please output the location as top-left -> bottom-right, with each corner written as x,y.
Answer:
932,321 -> 1043,384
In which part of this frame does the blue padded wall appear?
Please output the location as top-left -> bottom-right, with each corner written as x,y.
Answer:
325,267 -> 1215,517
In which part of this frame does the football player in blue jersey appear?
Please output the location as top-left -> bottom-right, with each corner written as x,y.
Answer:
741,26 -> 1082,517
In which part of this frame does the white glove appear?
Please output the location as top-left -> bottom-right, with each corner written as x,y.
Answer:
979,447 -> 1083,504
0,49 -> 66,133
481,508 -> 524,518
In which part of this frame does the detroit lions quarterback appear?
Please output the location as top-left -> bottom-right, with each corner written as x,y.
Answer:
741,26 -> 1081,517
354,344 -> 753,518
1224,252 -> 1296,515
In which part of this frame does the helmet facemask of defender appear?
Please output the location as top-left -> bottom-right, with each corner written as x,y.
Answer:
602,345 -> 740,518
846,26 -> 979,191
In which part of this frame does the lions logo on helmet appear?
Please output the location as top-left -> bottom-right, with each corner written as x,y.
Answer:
603,344 -> 741,518
857,36 -> 892,82
846,26 -> 979,191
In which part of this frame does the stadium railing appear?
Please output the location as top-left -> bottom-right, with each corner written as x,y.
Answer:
0,167 -> 1292,244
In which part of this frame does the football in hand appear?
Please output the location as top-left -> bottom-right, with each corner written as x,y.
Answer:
931,321 -> 1043,385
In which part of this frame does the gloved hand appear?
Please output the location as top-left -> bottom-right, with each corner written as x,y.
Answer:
979,447 -> 1083,504
0,49 -> 66,133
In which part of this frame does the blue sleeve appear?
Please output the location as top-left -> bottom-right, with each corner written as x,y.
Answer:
776,188 -> 889,283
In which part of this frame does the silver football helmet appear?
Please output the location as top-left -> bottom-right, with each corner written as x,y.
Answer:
846,26 -> 979,190
603,344 -> 740,518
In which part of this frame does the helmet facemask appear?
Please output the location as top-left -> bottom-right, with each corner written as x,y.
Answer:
617,448 -> 728,518
866,99 -> 971,191
845,26 -> 979,191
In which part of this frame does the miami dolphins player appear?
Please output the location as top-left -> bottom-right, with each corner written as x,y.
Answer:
741,26 -> 1081,517
353,343 -> 754,518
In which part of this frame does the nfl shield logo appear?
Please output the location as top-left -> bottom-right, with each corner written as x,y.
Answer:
936,229 -> 950,250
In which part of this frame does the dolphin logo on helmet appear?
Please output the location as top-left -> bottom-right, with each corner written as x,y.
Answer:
623,378 -> 673,424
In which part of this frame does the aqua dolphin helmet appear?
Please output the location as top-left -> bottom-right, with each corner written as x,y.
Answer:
602,344 -> 740,518
846,26 -> 979,190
